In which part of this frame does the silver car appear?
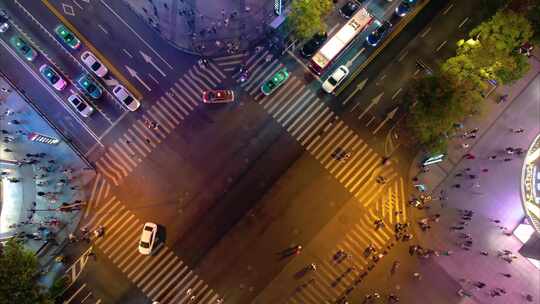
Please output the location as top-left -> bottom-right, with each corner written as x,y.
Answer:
67,94 -> 94,117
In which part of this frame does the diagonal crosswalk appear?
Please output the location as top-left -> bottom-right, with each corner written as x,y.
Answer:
287,212 -> 395,304
232,51 -> 406,218
83,179 -> 222,304
95,62 -> 226,186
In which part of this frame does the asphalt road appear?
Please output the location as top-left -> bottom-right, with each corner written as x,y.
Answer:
0,0 -> 498,303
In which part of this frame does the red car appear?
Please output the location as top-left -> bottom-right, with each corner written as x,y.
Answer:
202,90 -> 235,103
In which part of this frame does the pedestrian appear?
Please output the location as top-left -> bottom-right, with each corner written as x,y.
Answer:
481,168 -> 489,173
413,272 -> 422,280
464,153 -> 475,159
452,183 -> 461,188
503,158 -> 512,162
480,251 -> 489,256
461,143 -> 470,149
511,128 -> 525,133
500,273 -> 512,278
505,147 -> 514,155
468,174 -> 477,179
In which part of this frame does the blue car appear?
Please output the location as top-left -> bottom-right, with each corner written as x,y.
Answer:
395,0 -> 416,17
366,21 -> 392,47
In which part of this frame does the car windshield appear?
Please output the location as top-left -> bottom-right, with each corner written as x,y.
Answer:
91,62 -> 101,71
328,77 -> 338,86
144,226 -> 153,231
267,81 -> 276,89
50,74 -> 59,83
76,103 -> 87,111
87,84 -> 96,93
21,45 -> 30,53
64,33 -> 74,41
123,96 -> 134,105
140,241 -> 150,248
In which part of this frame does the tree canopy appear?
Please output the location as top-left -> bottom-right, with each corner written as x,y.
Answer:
0,240 -> 53,304
403,74 -> 483,153
288,0 -> 333,40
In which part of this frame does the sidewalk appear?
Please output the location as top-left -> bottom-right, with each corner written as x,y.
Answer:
407,49 -> 540,303
0,76 -> 94,279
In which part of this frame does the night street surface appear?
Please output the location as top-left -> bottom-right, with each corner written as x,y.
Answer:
2,0 -> 534,303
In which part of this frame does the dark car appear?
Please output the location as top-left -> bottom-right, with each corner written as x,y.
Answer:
395,0 -> 416,17
339,1 -> 359,19
366,21 -> 392,47
300,32 -> 327,58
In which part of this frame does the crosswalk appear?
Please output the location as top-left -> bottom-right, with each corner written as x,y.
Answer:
233,50 -> 406,218
95,62 -> 226,186
288,212 -> 396,304
82,176 -> 222,304
213,53 -> 249,72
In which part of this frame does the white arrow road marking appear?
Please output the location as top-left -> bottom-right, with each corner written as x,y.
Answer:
346,47 -> 365,68
140,50 -> 166,77
343,78 -> 368,106
373,107 -> 399,135
357,92 -> 383,120
125,65 -> 151,91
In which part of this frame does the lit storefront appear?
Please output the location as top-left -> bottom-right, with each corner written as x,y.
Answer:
518,133 -> 540,267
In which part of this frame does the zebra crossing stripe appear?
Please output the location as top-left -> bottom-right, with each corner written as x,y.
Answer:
85,196 -> 119,227
143,257 -> 179,293
167,88 -> 197,116
126,130 -> 151,153
174,81 -> 198,108
84,174 -> 102,218
275,89 -> 311,122
112,142 -> 138,167
329,140 -> 362,173
288,100 -> 324,134
95,159 -> 120,185
125,245 -> 166,279
154,265 -> 187,300
344,152 -> 378,189
100,214 -> 135,253
281,91 -> 312,126
267,81 -> 304,113
321,130 -> 355,164
188,69 -> 208,90
262,78 -> 299,109
154,102 -> 181,126
117,138 -> 140,161
334,143 -> 367,177
105,146 -> 132,174
132,121 -> 159,146
296,107 -> 330,144
207,61 -> 227,80
192,68 -> 217,87
160,96 -> 186,119
141,114 -> 167,138
315,126 -> 348,160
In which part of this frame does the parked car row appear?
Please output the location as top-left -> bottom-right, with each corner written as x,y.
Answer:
1,17 -> 140,115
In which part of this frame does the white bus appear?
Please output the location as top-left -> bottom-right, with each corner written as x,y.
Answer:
310,8 -> 373,75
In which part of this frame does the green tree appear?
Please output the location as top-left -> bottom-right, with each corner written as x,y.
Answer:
288,0 -> 333,40
470,10 -> 533,54
403,74 -> 482,153
0,240 -> 53,304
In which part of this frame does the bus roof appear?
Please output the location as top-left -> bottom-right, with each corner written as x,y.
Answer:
311,8 -> 373,73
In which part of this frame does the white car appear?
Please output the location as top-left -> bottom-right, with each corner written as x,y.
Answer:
322,65 -> 349,94
67,94 -> 94,117
138,222 -> 158,255
81,51 -> 108,77
113,85 -> 140,111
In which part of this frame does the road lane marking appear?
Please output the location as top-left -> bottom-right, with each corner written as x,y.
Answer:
420,26 -> 431,38
458,17 -> 470,28
99,0 -> 173,70
442,3 -> 454,15
97,24 -> 109,34
40,0 -> 143,100
71,0 -> 83,10
397,50 -> 408,62
435,40 -> 447,52
391,87 -> 402,100
148,73 -> 159,84
122,48 -> 133,58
